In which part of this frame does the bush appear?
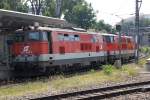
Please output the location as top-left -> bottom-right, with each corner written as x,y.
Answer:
90,69 -> 95,73
140,46 -> 150,54
138,58 -> 147,67
102,65 -> 115,75
121,64 -> 138,76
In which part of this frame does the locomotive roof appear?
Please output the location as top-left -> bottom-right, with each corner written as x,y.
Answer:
100,33 -> 117,36
38,26 -> 110,35
16,26 -> 132,38
38,27 -> 129,37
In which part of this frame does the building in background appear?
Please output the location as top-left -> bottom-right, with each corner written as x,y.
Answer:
120,14 -> 150,46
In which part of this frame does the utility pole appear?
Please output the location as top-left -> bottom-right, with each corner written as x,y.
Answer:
55,0 -> 62,18
135,0 -> 142,63
116,25 -> 122,68
116,25 -> 121,60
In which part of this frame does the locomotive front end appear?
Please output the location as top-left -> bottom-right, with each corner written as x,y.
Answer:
11,29 -> 51,70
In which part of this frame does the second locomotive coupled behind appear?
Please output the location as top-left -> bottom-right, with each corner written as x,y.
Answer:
10,26 -> 135,72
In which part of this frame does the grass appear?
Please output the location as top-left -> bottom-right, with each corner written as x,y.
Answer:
0,81 -> 49,98
0,63 -> 141,98
122,64 -> 139,76
50,64 -> 139,90
140,46 -> 150,54
138,57 -> 147,67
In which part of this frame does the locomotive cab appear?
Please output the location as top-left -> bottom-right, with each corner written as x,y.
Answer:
11,28 -> 52,69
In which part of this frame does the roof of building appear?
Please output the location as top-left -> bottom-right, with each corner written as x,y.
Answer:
0,9 -> 73,32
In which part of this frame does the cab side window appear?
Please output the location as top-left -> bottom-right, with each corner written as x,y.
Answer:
41,32 -> 48,41
74,35 -> 80,41
58,33 -> 64,41
58,33 -> 80,41
64,34 -> 69,41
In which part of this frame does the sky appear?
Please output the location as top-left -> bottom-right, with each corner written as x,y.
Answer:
85,0 -> 150,26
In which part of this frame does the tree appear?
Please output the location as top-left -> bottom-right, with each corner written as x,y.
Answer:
26,0 -> 60,17
0,0 -> 28,12
93,20 -> 113,33
64,1 -> 96,29
94,20 -> 105,31
104,24 -> 112,33
25,0 -> 45,15
0,0 -> 113,32
42,0 -> 56,17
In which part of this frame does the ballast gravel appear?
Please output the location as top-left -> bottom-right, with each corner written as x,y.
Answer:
2,71 -> 150,100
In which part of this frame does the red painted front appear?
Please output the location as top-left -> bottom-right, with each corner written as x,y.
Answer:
12,41 -> 49,56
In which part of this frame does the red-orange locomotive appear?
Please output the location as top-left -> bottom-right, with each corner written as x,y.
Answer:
10,26 -> 135,72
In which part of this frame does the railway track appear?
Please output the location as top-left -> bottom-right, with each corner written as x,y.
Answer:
31,81 -> 150,100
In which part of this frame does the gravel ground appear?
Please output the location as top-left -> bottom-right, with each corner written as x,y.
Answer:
2,70 -> 150,100
104,92 -> 150,100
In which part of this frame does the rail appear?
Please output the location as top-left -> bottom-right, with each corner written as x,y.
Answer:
31,80 -> 150,100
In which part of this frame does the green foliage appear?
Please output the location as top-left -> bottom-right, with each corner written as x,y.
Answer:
90,69 -> 95,73
42,0 -> 56,17
0,0 -> 28,12
93,20 -> 114,33
64,0 -> 96,29
102,65 -> 115,75
140,46 -> 150,54
0,81 -> 48,97
0,0 -> 113,32
138,58 -> 147,67
121,65 -> 138,76
111,28 -> 117,34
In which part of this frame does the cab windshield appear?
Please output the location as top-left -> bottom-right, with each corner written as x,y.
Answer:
14,33 -> 24,42
14,31 -> 48,42
103,36 -> 114,43
28,31 -> 48,41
